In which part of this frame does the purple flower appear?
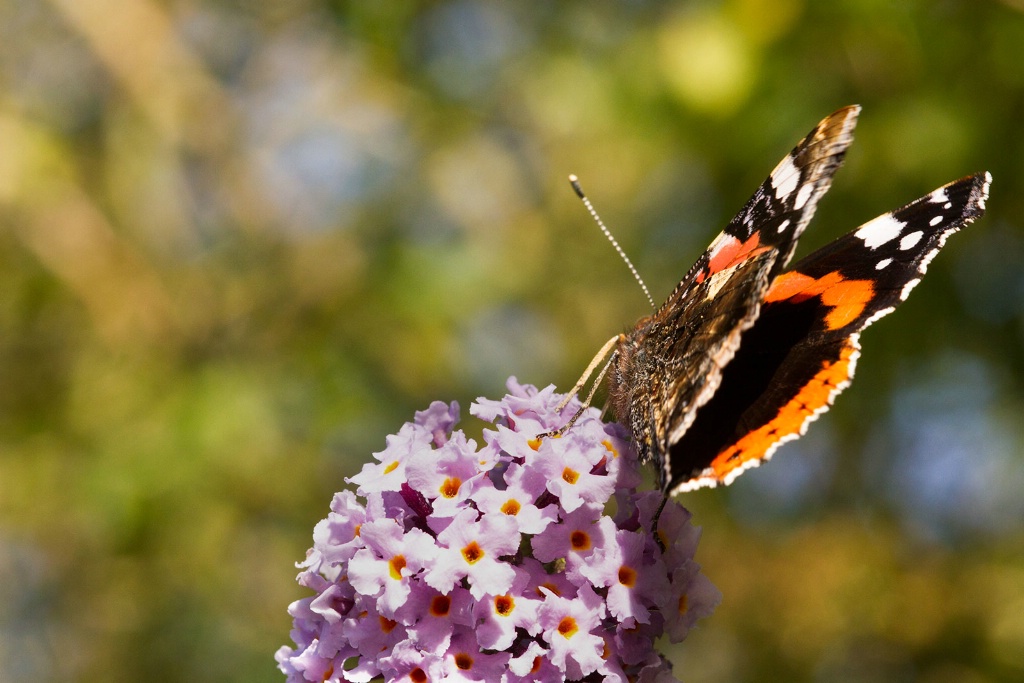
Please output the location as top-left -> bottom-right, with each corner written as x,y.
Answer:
473,566 -> 540,650
579,527 -> 669,626
406,432 -> 491,519
473,463 -> 557,535
424,508 -> 519,599
276,378 -> 721,682
347,520 -> 439,616
537,583 -> 607,678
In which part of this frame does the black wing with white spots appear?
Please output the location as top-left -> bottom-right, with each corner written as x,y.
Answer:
664,172 -> 992,492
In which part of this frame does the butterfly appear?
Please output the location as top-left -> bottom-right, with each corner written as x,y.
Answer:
544,105 -> 991,495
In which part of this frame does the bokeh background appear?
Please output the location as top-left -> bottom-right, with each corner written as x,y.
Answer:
1,1 -> 1023,681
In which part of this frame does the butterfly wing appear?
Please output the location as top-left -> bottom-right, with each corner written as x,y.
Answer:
608,106 -> 861,488
666,172 -> 992,492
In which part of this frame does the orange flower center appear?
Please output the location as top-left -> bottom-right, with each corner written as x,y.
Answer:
388,555 -> 407,580
618,566 -> 637,587
461,541 -> 484,564
500,499 -> 521,516
570,530 -> 591,551
494,594 -> 515,616
561,467 -> 579,484
557,616 -> 578,638
430,595 -> 451,616
440,477 -> 461,498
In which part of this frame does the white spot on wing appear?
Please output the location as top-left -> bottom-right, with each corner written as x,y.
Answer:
794,183 -> 814,210
856,213 -> 905,248
776,218 -> 791,234
875,257 -> 893,270
929,188 -> 948,204
900,231 -> 923,250
929,215 -> 943,227
772,154 -> 800,201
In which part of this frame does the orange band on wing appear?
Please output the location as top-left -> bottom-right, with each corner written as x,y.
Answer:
763,271 -> 817,302
709,233 -> 764,273
698,234 -> 771,285
766,271 -> 875,330
708,342 -> 857,480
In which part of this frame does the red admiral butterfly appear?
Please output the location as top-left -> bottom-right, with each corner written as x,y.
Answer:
546,105 -> 991,495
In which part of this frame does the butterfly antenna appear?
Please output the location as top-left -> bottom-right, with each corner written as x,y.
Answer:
569,175 -> 655,309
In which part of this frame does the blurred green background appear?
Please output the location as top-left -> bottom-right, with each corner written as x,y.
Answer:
1,1 -> 1023,681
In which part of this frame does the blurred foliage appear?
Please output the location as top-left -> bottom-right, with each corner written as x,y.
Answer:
0,1 -> 1023,681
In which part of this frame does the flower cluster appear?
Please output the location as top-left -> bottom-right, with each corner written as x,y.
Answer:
276,378 -> 720,682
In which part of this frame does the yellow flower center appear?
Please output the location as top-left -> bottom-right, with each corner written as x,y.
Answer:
388,555 -> 406,580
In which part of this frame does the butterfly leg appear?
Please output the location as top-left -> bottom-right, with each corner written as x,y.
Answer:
552,334 -> 622,413
536,336 -> 620,441
651,493 -> 669,552
536,353 -> 616,440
